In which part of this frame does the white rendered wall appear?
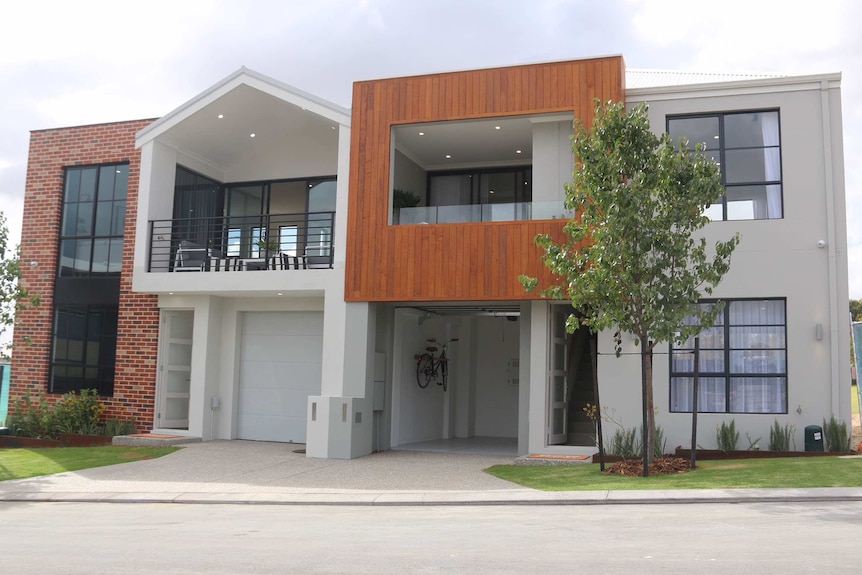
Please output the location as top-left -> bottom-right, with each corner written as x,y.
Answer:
473,316 -> 520,437
518,303 -> 531,454
391,310 -> 447,445
306,300 -> 376,459
156,294 -> 325,442
531,120 -> 574,203
590,77 -> 851,451
393,150 -> 427,205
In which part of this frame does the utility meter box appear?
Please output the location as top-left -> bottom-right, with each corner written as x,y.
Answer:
804,425 -> 825,452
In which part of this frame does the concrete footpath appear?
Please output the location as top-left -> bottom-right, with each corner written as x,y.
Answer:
2,440 -> 861,506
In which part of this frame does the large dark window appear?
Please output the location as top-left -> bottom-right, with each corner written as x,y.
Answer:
173,166 -> 337,260
59,164 -> 128,276
670,299 -> 787,414
418,167 -> 532,223
667,110 -> 782,220
52,163 -> 127,396
50,305 -> 118,396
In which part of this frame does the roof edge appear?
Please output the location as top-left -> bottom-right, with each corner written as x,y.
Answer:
626,71 -> 842,97
136,67 -> 351,146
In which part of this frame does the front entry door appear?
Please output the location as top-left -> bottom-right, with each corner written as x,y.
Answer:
547,305 -> 569,444
157,310 -> 193,430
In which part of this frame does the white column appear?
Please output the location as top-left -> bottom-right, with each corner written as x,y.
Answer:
307,300 -> 375,459
528,300 -> 548,454
184,296 -> 223,440
518,303 -> 532,454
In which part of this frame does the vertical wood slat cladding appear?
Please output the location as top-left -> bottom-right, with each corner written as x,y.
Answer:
346,57 -> 624,302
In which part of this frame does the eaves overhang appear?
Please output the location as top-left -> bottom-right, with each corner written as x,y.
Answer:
135,66 -> 351,149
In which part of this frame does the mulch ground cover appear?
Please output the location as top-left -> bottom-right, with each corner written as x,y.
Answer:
606,456 -> 691,477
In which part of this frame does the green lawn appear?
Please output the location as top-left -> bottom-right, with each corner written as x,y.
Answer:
486,456 -> 862,491
0,446 -> 179,481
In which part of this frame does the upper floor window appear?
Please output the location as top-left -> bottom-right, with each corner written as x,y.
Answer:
397,166 -> 532,224
59,164 -> 129,276
667,111 -> 782,221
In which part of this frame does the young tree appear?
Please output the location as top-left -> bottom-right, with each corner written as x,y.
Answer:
0,211 -> 39,357
521,101 -> 739,474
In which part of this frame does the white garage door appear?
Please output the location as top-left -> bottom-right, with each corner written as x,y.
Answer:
237,311 -> 323,442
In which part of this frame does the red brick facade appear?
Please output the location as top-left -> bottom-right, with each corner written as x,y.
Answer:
10,119 -> 160,430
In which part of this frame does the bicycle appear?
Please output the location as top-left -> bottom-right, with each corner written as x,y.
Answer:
416,337 -> 459,391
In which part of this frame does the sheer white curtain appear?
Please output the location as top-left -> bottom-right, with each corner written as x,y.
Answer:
761,113 -> 782,218
728,300 -> 786,413
672,300 -> 786,413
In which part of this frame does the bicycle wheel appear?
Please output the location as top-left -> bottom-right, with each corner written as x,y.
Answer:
416,354 -> 434,388
440,358 -> 448,392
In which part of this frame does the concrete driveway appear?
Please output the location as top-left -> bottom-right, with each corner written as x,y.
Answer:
0,440 -> 525,496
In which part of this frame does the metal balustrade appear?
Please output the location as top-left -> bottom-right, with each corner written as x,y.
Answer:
147,211 -> 335,272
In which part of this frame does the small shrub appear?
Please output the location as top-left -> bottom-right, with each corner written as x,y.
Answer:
768,420 -> 796,452
609,426 -> 666,459
7,394 -> 55,439
609,427 -> 640,459
9,390 -> 108,439
716,420 -> 739,452
653,426 -> 667,458
822,416 -> 850,452
103,418 -> 135,437
53,389 -> 105,435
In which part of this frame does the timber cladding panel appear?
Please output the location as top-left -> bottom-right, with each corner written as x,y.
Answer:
345,56 -> 625,301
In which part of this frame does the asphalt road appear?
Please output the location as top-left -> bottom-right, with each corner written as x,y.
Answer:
1,501 -> 858,574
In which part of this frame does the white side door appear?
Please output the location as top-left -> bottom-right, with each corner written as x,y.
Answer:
547,306 -> 568,445
157,310 -> 193,430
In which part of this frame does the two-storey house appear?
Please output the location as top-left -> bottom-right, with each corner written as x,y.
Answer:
10,56 -> 850,459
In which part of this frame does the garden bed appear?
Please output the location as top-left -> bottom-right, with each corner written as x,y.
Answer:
672,446 -> 855,460
0,436 -> 61,448
589,446 -> 856,465
0,434 -> 115,449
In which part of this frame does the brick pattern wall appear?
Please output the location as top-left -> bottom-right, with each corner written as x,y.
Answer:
10,119 -> 160,431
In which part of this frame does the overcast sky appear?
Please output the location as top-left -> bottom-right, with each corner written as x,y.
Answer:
1,0 -> 860,299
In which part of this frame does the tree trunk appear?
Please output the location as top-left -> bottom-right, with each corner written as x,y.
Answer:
639,335 -> 657,474
639,333 -> 649,476
645,343 -> 655,465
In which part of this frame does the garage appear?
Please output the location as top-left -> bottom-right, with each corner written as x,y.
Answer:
237,311 -> 323,442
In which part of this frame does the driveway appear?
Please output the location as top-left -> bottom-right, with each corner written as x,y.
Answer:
0,440 -> 525,495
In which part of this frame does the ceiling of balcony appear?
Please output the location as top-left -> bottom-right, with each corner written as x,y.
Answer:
156,84 -> 342,174
392,114 -> 570,171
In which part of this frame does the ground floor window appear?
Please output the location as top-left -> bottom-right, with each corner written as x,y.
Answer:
670,299 -> 787,414
50,305 -> 118,396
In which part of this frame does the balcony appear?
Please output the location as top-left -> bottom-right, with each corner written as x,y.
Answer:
147,211 -> 335,273
394,201 -> 574,225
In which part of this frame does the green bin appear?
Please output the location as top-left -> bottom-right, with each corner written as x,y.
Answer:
804,425 -> 824,452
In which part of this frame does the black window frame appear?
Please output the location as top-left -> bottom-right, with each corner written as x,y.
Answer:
58,163 -> 129,277
666,110 -> 783,221
174,166 -> 337,260
669,298 -> 788,414
425,166 -> 532,207
49,304 -> 119,396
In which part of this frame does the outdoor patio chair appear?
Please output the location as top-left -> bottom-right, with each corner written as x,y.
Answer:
174,240 -> 208,272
